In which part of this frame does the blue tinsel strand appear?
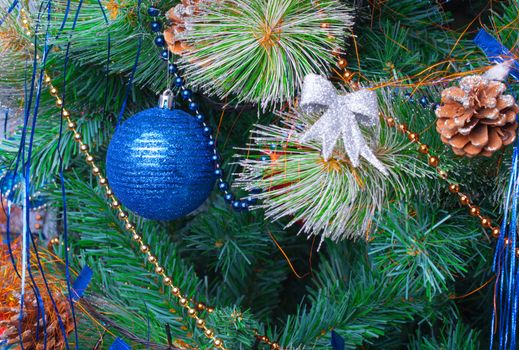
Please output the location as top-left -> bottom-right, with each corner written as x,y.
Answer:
474,28 -> 519,350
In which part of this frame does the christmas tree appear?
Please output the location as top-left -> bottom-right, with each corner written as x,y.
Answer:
0,0 -> 517,348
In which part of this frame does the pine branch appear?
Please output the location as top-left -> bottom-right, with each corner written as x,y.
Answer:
350,0 -> 459,79
177,197 -> 305,321
50,174 -> 207,347
408,321 -> 481,350
369,202 -> 484,300
0,106 -> 113,189
236,104 -> 438,242
274,242 -> 421,349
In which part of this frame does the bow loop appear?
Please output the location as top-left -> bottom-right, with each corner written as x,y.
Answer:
298,74 -> 388,175
300,74 -> 338,114
344,89 -> 379,126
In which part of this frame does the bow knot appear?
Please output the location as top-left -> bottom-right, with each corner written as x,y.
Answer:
299,74 -> 388,175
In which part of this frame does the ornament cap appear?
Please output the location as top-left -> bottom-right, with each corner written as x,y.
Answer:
158,89 -> 174,109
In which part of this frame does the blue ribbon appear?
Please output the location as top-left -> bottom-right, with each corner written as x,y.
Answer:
0,339 -> 11,350
474,29 -> 519,80
330,330 -> 345,350
57,2 -> 85,348
109,338 -> 132,350
474,28 -> 519,350
72,265 -> 93,301
94,0 -> 111,117
19,2 -> 55,347
0,172 -> 48,220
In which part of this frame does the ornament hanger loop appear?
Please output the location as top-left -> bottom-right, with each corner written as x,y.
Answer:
158,89 -> 174,109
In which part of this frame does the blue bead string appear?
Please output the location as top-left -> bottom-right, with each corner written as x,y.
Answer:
147,5 -> 258,212
146,7 -> 439,213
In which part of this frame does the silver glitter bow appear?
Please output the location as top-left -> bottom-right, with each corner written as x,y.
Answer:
299,74 -> 388,175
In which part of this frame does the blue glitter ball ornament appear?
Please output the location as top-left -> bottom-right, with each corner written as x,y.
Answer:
106,106 -> 216,221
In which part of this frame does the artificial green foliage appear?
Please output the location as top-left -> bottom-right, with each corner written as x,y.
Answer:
179,0 -> 353,108
236,107 -> 437,241
0,110 -> 113,188
0,0 -> 515,349
276,243 -> 422,349
49,175 -> 204,348
370,202 -> 483,300
177,198 -> 296,321
46,0 -> 172,92
196,307 -> 260,350
350,0 -> 459,79
408,321 -> 482,350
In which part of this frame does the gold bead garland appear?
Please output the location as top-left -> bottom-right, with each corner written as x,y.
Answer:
333,51 -> 355,83
17,6 -> 288,348
20,5 -> 508,348
15,7 -> 228,347
253,329 -> 281,350
42,71 -> 227,349
382,113 -> 501,238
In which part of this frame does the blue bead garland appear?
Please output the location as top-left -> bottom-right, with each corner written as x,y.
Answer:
181,89 -> 192,99
188,102 -> 198,111
151,21 -> 162,32
147,5 -> 260,212
174,76 -> 183,87
160,49 -> 169,60
419,96 -> 428,108
202,126 -> 212,136
195,114 -> 205,123
147,7 -> 160,16
168,63 -> 178,74
246,196 -> 257,205
154,35 -> 165,47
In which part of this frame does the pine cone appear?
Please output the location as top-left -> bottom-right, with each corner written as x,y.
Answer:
1,288 -> 74,350
436,75 -> 519,157
164,0 -> 206,55
1,241 -> 75,349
